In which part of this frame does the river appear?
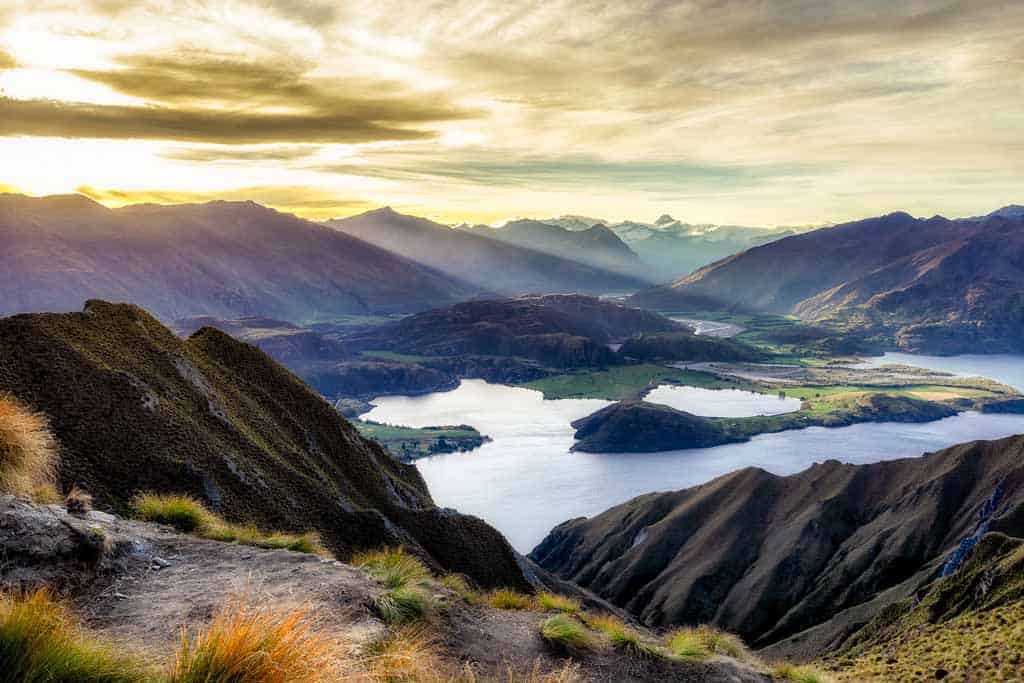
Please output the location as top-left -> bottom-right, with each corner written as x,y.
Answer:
364,355 -> 1024,552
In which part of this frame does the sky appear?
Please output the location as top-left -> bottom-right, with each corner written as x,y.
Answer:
0,0 -> 1021,226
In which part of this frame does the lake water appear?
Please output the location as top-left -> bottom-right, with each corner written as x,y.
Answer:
863,352 -> 1024,391
365,356 -> 1024,553
645,385 -> 801,417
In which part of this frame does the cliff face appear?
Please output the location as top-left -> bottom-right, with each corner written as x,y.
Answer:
0,301 -> 527,589
531,435 -> 1024,651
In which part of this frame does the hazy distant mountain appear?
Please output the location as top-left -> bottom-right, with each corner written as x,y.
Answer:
457,219 -> 645,277
542,214 -> 798,281
327,208 -> 647,295
633,207 -> 1024,353
0,194 -> 480,321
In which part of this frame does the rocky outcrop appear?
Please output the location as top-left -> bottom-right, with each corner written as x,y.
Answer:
570,402 -> 740,453
0,301 -> 528,589
531,434 -> 1024,654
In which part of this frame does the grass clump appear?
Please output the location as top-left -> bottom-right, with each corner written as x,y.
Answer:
486,589 -> 536,611
130,492 -> 324,555
439,574 -> 480,605
0,588 -> 150,682
364,625 -> 446,682
0,393 -> 59,502
169,599 -> 336,683
131,492 -> 216,533
537,592 -> 580,614
375,585 -> 434,624
666,625 -> 748,661
65,486 -> 94,515
772,662 -> 833,683
583,613 -> 662,659
354,547 -> 432,589
539,615 -> 592,654
354,548 -> 436,624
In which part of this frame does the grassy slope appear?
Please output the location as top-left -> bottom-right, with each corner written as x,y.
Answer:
833,533 -> 1024,682
523,365 -> 750,400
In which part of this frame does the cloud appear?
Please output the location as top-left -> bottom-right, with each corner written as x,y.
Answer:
75,184 -> 374,219
163,145 -> 319,163
0,97 -> 439,144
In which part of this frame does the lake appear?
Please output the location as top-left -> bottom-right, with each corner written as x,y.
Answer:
364,356 -> 1024,553
644,385 -> 801,417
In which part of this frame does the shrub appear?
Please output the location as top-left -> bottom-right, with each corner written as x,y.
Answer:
539,615 -> 592,654
0,588 -> 149,682
169,599 -> 335,683
354,548 -> 432,589
486,589 -> 535,611
772,662 -> 834,683
537,592 -> 580,614
0,393 -> 58,501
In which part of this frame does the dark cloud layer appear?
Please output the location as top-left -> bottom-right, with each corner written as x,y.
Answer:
0,97 -> 437,144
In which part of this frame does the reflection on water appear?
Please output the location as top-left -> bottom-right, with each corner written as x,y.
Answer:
365,365 -> 1024,552
644,384 -> 801,417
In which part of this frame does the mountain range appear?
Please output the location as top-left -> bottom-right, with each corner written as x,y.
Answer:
542,214 -> 798,281
633,207 -> 1024,353
327,208 -> 648,295
0,193 -> 481,321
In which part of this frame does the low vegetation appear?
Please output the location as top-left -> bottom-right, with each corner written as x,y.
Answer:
354,548 -> 437,624
536,592 -> 580,614
523,364 -> 740,400
666,625 -> 748,661
539,615 -> 592,654
486,588 -> 535,611
354,421 -> 488,461
772,663 -> 834,683
130,493 -> 325,555
170,600 -> 336,683
0,588 -> 151,683
0,393 -> 59,502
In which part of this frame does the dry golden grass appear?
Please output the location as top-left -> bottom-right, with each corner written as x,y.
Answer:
0,393 -> 58,501
170,598 -> 339,683
0,588 -> 151,682
485,589 -> 536,611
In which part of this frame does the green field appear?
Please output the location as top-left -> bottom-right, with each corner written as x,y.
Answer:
354,421 -> 486,461
522,364 -> 754,400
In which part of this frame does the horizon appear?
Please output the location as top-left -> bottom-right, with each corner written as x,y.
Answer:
1,2 -> 1022,225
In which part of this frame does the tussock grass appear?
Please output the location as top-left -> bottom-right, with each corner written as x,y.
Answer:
354,548 -> 437,624
486,589 -> 535,611
170,599 -> 336,683
354,548 -> 432,589
665,625 -> 748,661
364,625 -> 446,682
536,592 -> 579,614
0,588 -> 150,683
581,613 -> 662,659
130,492 -> 325,555
539,615 -> 592,654
439,574 -> 480,605
0,393 -> 59,502
772,662 -> 833,683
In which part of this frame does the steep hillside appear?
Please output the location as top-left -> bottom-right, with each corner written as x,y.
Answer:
632,209 -> 1024,353
346,295 -> 682,369
0,301 -> 526,588
462,220 -> 645,278
327,208 -> 647,295
0,193 -> 479,320
532,434 -> 1024,654
0,495 -> 777,683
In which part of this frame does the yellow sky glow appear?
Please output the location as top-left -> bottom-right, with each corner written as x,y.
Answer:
1,1 -> 1022,226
